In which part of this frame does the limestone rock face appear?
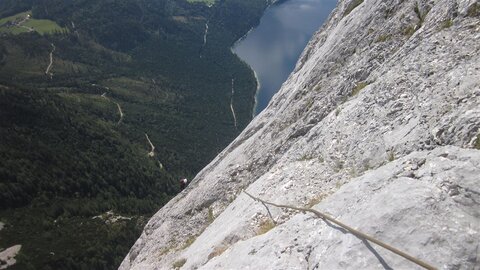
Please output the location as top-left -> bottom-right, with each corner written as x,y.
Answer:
121,0 -> 480,269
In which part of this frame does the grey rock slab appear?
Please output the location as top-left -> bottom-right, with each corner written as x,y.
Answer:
202,147 -> 480,270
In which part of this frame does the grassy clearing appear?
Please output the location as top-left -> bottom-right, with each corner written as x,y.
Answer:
0,11 -> 67,35
23,19 -> 67,34
257,219 -> 275,235
403,25 -> 416,37
376,34 -> 391,43
403,4 -> 431,37
182,235 -> 197,250
387,151 -> 396,162
467,3 -> 479,17
352,82 -> 369,96
305,193 -> 329,208
440,19 -> 453,29
58,92 -> 117,111
0,26 -> 29,34
187,0 -> 216,6
207,207 -> 215,224
298,154 -> 315,161
173,258 -> 187,269
0,12 -> 30,25
343,0 -> 364,17
104,77 -> 150,97
0,12 -> 31,34
207,246 -> 228,260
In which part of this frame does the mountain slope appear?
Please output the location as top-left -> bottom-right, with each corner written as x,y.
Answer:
122,0 -> 480,269
0,0 -> 273,268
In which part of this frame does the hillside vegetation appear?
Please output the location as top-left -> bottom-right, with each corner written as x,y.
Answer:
0,0 -> 272,269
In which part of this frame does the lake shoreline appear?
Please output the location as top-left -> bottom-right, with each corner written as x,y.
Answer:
230,0 -> 283,118
231,0 -> 336,114
252,70 -> 261,117
230,46 -> 262,118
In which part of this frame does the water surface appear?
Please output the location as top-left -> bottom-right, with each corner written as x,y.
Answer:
233,0 -> 337,114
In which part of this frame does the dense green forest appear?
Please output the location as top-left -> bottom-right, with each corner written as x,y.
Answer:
0,0 -> 272,269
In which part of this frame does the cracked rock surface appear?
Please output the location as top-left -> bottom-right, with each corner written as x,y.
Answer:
121,0 -> 480,269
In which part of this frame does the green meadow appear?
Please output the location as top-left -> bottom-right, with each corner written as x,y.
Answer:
0,11 -> 67,35
186,0 -> 216,6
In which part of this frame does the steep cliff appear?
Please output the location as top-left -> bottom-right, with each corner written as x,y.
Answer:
121,0 -> 480,269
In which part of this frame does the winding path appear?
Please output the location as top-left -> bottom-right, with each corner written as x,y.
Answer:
145,134 -> 165,170
19,25 -> 34,32
101,92 -> 124,125
15,14 -> 34,32
115,103 -> 124,125
230,78 -> 238,129
200,21 -> 209,58
203,22 -> 209,47
45,43 -> 55,78
145,133 -> 155,157
102,92 -> 164,169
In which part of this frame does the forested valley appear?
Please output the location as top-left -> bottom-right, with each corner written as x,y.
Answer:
0,0 -> 272,268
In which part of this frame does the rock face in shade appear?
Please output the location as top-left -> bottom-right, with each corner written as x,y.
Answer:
121,0 -> 480,269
